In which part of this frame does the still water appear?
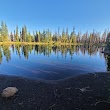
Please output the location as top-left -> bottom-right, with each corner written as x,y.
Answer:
0,45 -> 109,80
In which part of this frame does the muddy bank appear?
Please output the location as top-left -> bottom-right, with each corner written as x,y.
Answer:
0,73 -> 110,110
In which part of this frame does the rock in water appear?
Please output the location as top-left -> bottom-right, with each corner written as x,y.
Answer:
2,87 -> 18,98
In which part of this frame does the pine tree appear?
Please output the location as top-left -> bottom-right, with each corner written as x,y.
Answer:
15,26 -> 19,42
70,27 -> 76,44
57,27 -> 60,42
27,32 -> 32,42
22,27 -> 25,42
32,31 -> 35,42
1,21 -> 9,41
62,29 -> 65,43
4,23 -> 9,41
24,25 -> 27,42
0,28 -> 2,42
22,25 -> 27,42
42,30 -> 46,42
38,31 -> 40,42
66,28 -> 69,43
10,32 -> 13,41
35,31 -> 38,42
1,21 -> 5,41
20,31 -> 22,42
49,31 -> 52,43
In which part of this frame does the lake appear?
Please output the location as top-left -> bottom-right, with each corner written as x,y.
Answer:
0,45 -> 109,80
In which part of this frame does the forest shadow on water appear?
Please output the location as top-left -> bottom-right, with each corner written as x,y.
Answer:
0,44 -> 109,80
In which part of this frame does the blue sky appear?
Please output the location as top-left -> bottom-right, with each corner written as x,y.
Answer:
0,0 -> 110,33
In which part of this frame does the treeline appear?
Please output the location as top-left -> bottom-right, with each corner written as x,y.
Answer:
0,21 -> 108,44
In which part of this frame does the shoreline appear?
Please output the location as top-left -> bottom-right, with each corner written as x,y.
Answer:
0,42 -> 81,46
0,72 -> 110,110
0,42 -> 106,46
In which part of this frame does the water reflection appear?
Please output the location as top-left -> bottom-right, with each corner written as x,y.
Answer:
2,45 -> 11,62
0,44 -> 109,80
0,44 -> 105,61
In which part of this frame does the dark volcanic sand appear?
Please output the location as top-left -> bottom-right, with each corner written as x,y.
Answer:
0,73 -> 110,110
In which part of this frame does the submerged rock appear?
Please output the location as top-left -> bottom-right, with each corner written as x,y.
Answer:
2,87 -> 18,98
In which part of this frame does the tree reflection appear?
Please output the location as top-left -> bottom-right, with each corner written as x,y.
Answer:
15,44 -> 21,58
22,45 -> 29,59
0,44 -> 109,71
2,45 -> 11,62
